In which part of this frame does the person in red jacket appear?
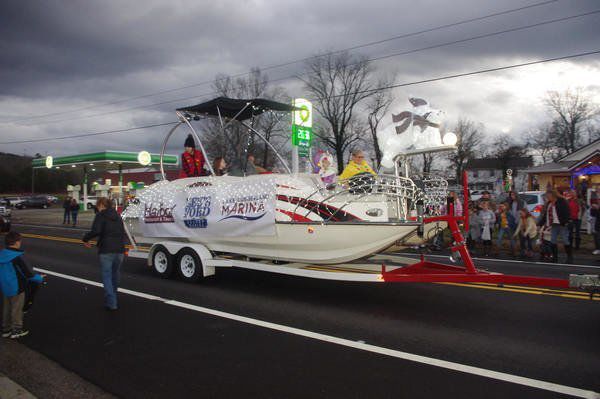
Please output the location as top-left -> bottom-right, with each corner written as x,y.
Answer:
179,134 -> 206,178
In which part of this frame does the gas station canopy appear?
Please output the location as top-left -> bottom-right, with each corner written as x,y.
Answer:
32,150 -> 178,170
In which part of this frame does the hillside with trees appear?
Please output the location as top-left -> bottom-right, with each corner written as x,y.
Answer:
0,152 -> 81,194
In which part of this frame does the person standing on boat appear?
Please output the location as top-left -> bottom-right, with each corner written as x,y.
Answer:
179,134 -> 206,178
339,149 -> 375,181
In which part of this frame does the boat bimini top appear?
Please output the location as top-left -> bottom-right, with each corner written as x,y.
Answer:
160,97 -> 300,178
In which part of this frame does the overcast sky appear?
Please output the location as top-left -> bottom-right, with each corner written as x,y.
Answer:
0,0 -> 599,159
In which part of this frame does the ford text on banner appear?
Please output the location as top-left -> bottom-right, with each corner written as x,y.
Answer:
138,177 -> 277,238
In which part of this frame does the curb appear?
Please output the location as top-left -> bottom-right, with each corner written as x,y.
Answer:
0,373 -> 36,399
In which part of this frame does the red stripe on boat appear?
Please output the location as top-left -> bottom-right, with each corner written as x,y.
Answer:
276,208 -> 313,222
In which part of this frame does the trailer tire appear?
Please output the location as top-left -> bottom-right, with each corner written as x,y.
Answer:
176,248 -> 203,283
152,245 -> 174,278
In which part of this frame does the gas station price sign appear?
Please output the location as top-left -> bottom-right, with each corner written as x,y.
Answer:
292,98 -> 312,157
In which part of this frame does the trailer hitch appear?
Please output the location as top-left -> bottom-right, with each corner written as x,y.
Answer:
569,274 -> 600,300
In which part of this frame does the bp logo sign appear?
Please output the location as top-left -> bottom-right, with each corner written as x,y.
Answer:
292,98 -> 312,157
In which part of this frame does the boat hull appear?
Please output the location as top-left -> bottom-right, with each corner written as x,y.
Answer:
128,220 -> 418,264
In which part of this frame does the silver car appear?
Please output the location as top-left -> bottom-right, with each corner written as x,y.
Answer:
519,191 -> 546,219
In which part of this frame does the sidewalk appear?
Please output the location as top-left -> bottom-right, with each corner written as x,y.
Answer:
10,208 -> 94,229
0,340 -> 115,399
0,372 -> 36,399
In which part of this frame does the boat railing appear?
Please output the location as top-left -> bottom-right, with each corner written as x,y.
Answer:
287,173 -> 449,222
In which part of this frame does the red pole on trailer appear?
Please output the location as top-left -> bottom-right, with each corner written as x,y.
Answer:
463,170 -> 469,231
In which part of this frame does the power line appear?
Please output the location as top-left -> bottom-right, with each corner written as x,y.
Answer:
16,7 -> 599,127
3,48 -> 598,145
0,121 -> 179,145
323,49 -> 600,100
1,0 -> 560,124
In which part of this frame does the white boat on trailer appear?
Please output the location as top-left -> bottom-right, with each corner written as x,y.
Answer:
122,96 -> 451,280
121,96 -> 599,294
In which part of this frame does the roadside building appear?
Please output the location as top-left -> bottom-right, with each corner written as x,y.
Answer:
524,139 -> 600,194
465,157 -> 533,194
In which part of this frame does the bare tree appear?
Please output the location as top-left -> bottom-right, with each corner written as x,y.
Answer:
544,88 -> 599,154
205,68 -> 288,169
490,134 -> 529,178
447,118 -> 483,184
300,51 -> 378,173
365,76 -> 395,168
421,152 -> 439,174
525,124 -> 563,163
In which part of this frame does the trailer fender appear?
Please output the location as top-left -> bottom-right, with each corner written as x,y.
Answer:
149,242 -> 215,277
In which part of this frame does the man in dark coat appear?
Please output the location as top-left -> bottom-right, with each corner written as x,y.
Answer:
62,196 -> 71,224
537,190 -> 572,263
82,197 -> 126,310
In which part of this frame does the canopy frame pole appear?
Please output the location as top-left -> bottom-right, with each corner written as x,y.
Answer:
216,102 -> 252,132
176,111 -> 215,176
160,122 -> 184,180
239,120 -> 292,174
216,106 -> 225,129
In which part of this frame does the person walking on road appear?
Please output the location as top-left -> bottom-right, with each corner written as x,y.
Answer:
0,232 -> 44,339
70,198 -> 79,227
82,197 -> 126,311
62,196 -> 71,224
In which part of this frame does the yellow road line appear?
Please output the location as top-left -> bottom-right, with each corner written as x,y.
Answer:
466,282 -> 588,296
21,233 -> 93,245
20,233 -> 149,251
439,282 -> 598,301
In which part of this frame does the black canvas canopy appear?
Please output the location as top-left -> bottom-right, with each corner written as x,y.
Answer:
177,97 -> 299,121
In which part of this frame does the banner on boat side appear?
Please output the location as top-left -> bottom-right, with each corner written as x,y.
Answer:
140,178 -> 277,238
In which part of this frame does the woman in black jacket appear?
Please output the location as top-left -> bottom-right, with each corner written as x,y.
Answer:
82,197 -> 126,311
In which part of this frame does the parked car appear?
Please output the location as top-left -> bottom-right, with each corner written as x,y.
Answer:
46,195 -> 59,203
0,214 -> 10,232
469,190 -> 483,202
2,196 -> 27,208
0,205 -> 12,217
80,196 -> 98,210
519,191 -> 546,220
15,195 -> 52,209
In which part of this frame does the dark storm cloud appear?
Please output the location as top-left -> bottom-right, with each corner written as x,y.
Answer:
0,0 -> 599,155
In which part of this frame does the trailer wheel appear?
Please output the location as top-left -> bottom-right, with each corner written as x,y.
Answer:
176,248 -> 203,282
152,245 -> 174,278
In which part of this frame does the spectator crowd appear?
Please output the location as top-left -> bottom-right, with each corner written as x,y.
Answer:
461,188 -> 595,264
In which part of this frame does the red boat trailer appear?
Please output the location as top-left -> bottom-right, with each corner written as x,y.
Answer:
382,173 -> 573,289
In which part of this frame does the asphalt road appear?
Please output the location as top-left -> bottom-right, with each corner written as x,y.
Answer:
4,223 -> 600,398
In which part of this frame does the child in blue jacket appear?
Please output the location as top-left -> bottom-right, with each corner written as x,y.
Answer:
0,232 -> 43,339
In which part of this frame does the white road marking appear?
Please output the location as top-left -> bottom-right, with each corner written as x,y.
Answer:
35,267 -> 599,399
393,252 -> 600,269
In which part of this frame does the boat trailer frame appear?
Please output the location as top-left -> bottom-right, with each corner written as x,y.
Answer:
381,175 -> 599,297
